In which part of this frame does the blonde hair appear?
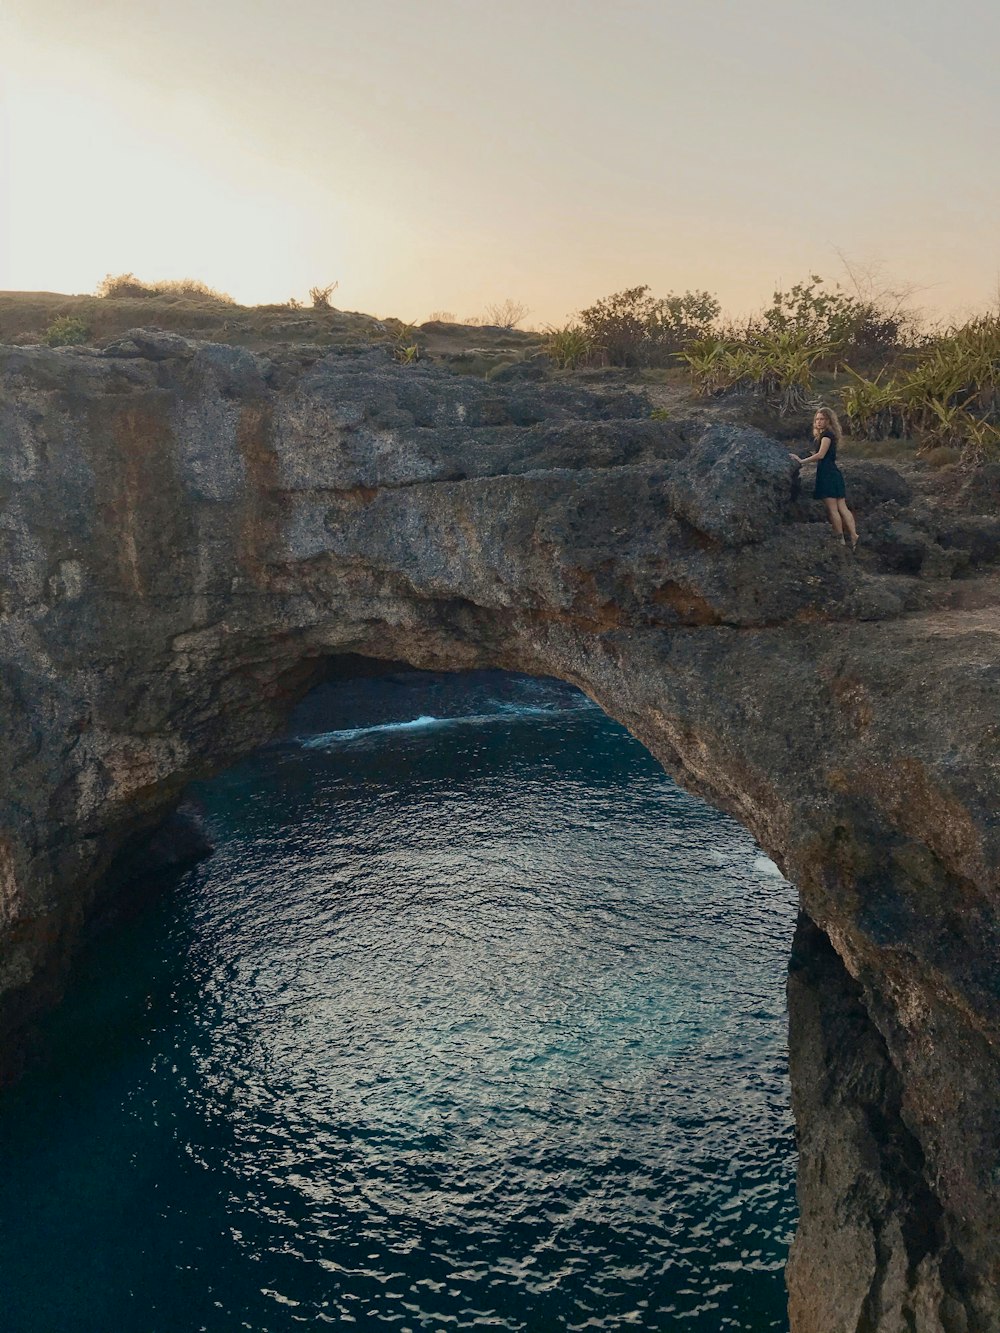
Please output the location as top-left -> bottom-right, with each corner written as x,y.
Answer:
813,406 -> 843,442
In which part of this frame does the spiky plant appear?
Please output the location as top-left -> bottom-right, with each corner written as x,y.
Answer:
676,338 -> 737,395
842,369 -> 903,440
545,324 -> 594,371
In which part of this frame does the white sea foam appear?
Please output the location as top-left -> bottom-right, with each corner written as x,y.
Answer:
297,701 -> 582,748
300,714 -> 443,746
753,855 -> 785,879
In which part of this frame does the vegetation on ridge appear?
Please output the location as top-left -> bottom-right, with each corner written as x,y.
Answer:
3,265 -> 999,465
96,272 -> 237,303
540,272 -> 999,463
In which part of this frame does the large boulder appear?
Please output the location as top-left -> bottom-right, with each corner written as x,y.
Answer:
667,422 -> 799,545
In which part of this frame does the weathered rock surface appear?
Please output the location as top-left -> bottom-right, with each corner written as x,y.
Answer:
1,335 -> 999,1330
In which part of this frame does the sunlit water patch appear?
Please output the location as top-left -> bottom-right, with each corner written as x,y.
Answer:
0,671 -> 797,1332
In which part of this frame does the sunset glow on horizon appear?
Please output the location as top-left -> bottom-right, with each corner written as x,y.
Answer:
1,0 -> 998,326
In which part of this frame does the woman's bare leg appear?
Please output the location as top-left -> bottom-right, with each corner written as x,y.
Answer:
824,498 -> 844,536
837,499 -> 858,543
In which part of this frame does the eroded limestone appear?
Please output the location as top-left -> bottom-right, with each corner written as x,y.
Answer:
1,337 -> 998,1329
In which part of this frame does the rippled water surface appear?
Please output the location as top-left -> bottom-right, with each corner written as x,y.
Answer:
0,671 -> 796,1332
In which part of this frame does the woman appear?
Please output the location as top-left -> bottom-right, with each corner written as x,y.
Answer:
792,407 -> 859,550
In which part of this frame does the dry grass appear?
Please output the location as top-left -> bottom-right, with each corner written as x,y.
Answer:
97,273 -> 236,303
5,278 -> 994,467
0,289 -> 556,360
841,435 -> 918,462
0,290 -> 391,352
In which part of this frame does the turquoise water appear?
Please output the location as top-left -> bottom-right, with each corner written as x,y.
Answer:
0,671 -> 796,1332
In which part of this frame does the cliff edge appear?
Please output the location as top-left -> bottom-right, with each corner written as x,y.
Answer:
1,334 -> 999,1330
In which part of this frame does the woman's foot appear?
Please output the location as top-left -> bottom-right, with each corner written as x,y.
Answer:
850,533 -> 860,552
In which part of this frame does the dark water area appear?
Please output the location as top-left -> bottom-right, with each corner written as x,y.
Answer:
0,671 -> 797,1332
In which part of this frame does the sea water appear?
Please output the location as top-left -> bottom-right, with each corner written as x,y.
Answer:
0,671 -> 796,1332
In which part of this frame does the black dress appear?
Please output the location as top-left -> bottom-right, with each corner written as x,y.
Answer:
814,431 -> 846,500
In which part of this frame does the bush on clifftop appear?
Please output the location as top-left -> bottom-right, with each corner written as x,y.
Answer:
96,273 -> 235,303
578,286 -> 720,367
41,315 -> 89,347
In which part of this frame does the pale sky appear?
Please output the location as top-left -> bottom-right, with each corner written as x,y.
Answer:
1,0 -> 997,325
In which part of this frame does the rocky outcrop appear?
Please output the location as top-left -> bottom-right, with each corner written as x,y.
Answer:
1,335 -> 999,1330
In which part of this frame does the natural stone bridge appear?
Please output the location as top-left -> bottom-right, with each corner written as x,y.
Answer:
2,332 -> 999,1330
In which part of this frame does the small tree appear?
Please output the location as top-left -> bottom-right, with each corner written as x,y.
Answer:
761,275 -> 850,341
648,290 -> 720,346
483,299 -> 529,329
759,273 -> 912,361
309,281 -> 339,310
578,286 -> 655,366
578,286 -> 720,366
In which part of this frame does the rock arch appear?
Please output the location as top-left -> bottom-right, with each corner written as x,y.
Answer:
1,335 -> 998,1329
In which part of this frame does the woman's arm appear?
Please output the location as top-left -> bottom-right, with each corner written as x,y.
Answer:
792,435 -> 832,465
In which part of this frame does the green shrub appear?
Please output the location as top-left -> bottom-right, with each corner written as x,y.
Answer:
675,270 -> 918,417
841,368 -> 903,440
646,289 -> 721,348
379,318 -> 421,364
842,314 -> 1000,461
545,323 -> 593,370
578,286 -> 719,368
761,275 -> 853,341
41,315 -> 89,347
759,273 -> 919,365
749,330 -> 831,415
677,337 -> 739,396
678,329 -> 827,415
